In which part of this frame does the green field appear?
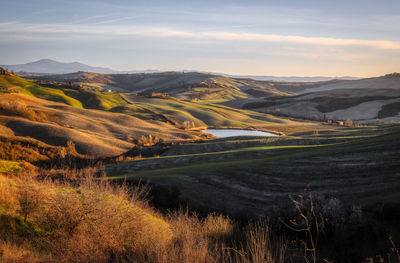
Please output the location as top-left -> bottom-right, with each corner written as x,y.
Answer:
0,160 -> 22,173
0,74 -> 127,110
106,124 -> 400,216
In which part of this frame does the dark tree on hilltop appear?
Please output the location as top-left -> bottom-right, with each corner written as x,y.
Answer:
0,67 -> 7,75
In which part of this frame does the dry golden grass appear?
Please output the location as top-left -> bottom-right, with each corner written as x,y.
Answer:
0,171 -> 291,263
0,241 -> 42,263
0,93 -> 199,157
0,173 -> 173,262
0,100 -> 47,122
0,135 -> 70,163
137,134 -> 161,146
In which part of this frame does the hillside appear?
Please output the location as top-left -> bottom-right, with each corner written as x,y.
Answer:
0,70 -> 132,111
106,124 -> 400,217
0,70 -> 332,159
242,74 -> 400,123
0,93 -> 200,157
118,94 -> 326,134
31,71 -> 293,102
31,71 -> 400,124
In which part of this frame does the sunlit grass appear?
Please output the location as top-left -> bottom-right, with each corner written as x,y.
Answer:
0,160 -> 22,173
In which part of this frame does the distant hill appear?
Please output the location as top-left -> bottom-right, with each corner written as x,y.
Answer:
0,59 -> 116,74
2,59 -> 358,81
215,73 -> 359,82
1,59 -> 163,75
30,71 -> 294,102
243,73 -> 400,123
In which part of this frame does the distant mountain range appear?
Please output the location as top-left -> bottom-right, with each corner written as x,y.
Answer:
1,59 -> 116,74
0,59 -> 161,75
1,59 -> 358,82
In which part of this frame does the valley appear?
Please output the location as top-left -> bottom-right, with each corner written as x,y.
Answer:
1,65 -> 400,262
2,0 -> 400,261
106,124 -> 400,217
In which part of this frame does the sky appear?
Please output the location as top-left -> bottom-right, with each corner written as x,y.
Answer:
0,0 -> 399,77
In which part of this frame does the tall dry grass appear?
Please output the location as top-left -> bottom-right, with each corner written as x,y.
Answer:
0,172 -> 291,263
0,241 -> 42,263
0,100 -> 47,122
0,135 -> 80,164
3,172 -> 400,262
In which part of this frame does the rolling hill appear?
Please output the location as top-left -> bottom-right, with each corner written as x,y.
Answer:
0,70 -> 203,157
117,94 -> 325,134
30,71 -> 293,102
31,71 -> 400,124
242,73 -> 400,123
0,69 -> 331,159
0,93 -> 201,157
106,124 -> 400,217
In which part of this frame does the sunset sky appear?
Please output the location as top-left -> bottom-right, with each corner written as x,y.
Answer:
1,0 -> 399,77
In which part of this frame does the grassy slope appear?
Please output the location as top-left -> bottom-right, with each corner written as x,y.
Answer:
1,74 -> 331,134
0,160 -> 22,173
0,93 -> 199,157
0,74 -> 128,111
242,77 -> 400,123
119,95 -> 329,134
31,71 -> 293,103
106,124 -> 400,216
1,73 -> 327,157
0,75 -> 84,108
1,74 -> 310,134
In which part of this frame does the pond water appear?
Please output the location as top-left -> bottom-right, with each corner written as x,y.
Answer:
205,129 -> 278,138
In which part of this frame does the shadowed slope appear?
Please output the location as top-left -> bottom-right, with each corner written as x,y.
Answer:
242,74 -> 400,123
106,125 -> 400,217
0,94 -> 199,157
117,95 -> 328,135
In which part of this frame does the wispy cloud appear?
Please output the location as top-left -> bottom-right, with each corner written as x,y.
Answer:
1,22 -> 400,51
200,32 -> 400,50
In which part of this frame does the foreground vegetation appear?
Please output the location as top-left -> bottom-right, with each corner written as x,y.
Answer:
1,170 -> 400,263
0,172 -> 291,263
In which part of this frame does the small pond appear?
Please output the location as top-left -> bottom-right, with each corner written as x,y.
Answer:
205,129 -> 278,138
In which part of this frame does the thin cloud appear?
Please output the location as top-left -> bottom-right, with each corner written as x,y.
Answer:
1,22 -> 400,50
201,32 -> 400,50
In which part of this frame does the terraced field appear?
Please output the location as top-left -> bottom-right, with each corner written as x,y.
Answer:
106,125 -> 400,217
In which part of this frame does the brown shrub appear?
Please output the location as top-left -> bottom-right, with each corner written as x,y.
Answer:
0,173 -> 289,263
17,176 -> 44,222
137,134 -> 160,146
221,223 -> 287,263
0,135 -> 61,162
33,176 -> 172,262
0,175 -> 19,214
0,100 -> 47,122
0,241 -> 42,263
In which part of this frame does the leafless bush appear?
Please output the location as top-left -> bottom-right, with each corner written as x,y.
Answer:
0,240 -> 42,263
138,134 -> 160,146
221,222 -> 287,263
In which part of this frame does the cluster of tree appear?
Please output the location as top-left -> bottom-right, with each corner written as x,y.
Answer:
181,120 -> 196,130
0,67 -> 13,76
137,134 -> 160,146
